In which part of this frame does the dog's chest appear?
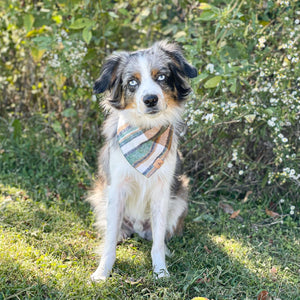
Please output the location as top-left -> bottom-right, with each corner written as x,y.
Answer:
109,140 -> 177,238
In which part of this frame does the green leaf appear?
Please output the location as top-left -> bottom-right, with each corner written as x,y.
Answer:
198,10 -> 218,21
108,11 -> 119,18
261,173 -> 269,188
52,15 -> 63,24
51,121 -> 65,139
244,114 -> 256,123
174,31 -> 186,39
32,36 -> 53,50
199,3 -> 213,10
69,18 -> 93,29
265,108 -> 274,116
193,214 -> 215,223
198,3 -> 219,12
118,8 -> 129,16
230,78 -> 237,93
62,108 -> 77,118
12,119 -> 22,140
204,76 -> 222,88
30,47 -> 46,63
23,14 -> 35,32
198,72 -> 209,82
82,27 -> 92,44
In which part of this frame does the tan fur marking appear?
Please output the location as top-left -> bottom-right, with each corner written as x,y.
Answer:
163,91 -> 181,108
125,102 -> 137,110
133,72 -> 141,81
151,69 -> 160,78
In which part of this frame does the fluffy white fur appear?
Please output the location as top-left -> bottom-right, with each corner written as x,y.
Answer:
88,41 -> 196,281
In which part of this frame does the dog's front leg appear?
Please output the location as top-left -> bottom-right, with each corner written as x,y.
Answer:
150,184 -> 170,278
91,184 -> 125,281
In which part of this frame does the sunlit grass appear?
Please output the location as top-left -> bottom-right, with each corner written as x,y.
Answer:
210,234 -> 296,285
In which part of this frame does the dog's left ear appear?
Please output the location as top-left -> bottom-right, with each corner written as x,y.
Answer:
157,41 -> 198,78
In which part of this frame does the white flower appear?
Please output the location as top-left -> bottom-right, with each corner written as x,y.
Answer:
295,19 -> 299,25
232,149 -> 238,161
280,199 -> 285,203
206,63 -> 215,73
268,120 -> 276,127
290,210 -> 294,215
258,36 -> 266,44
228,163 -> 233,168
290,205 -> 295,210
61,29 -> 68,38
202,113 -> 215,123
239,170 -> 244,175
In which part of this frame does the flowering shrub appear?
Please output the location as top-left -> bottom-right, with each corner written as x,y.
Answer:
181,1 -> 299,201
0,0 -> 299,203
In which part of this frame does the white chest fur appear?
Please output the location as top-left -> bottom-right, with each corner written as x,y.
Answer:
108,138 -> 177,230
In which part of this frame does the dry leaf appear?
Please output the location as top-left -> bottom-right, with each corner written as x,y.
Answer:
270,266 -> 278,281
196,273 -> 210,284
242,191 -> 253,203
125,278 -> 143,285
230,209 -> 241,219
79,231 -> 96,239
265,208 -> 280,218
78,182 -> 88,190
204,245 -> 212,254
257,290 -> 270,300
218,202 -> 234,214
270,266 -> 277,275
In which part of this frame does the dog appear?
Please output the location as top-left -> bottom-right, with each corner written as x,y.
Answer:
88,41 -> 197,281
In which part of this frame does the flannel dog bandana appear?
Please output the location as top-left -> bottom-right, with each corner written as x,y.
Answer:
117,119 -> 173,178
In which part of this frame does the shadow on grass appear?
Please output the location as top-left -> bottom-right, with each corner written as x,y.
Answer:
165,215 -> 299,299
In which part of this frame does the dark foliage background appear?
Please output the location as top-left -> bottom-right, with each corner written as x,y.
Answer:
1,0 -> 299,201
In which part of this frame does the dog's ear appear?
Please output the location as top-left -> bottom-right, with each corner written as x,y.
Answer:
93,52 -> 128,94
157,41 -> 198,78
156,41 -> 197,100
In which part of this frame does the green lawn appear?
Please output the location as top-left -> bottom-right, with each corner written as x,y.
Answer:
0,118 -> 299,300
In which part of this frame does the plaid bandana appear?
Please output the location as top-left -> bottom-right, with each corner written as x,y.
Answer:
117,119 -> 173,178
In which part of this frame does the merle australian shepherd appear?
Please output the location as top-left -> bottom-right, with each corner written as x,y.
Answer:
88,41 -> 197,281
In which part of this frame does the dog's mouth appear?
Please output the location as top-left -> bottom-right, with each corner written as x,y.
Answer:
146,108 -> 161,115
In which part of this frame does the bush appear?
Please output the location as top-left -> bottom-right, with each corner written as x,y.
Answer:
182,1 -> 299,200
0,0 -> 299,200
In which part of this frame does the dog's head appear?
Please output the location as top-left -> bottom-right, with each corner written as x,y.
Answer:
94,41 -> 197,124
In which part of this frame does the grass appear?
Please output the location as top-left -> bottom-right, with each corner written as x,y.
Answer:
0,116 -> 299,300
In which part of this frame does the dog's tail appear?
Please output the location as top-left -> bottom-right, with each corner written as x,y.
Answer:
86,176 -> 107,237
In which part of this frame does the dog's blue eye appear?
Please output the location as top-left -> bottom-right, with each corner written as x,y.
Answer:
129,79 -> 138,87
157,74 -> 166,81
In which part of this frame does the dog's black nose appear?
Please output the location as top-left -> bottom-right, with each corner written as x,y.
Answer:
143,94 -> 158,107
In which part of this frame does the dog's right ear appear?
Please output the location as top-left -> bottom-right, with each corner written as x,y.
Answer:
93,52 -> 128,94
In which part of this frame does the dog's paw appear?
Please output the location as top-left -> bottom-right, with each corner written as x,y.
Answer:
154,268 -> 170,279
90,271 -> 108,282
